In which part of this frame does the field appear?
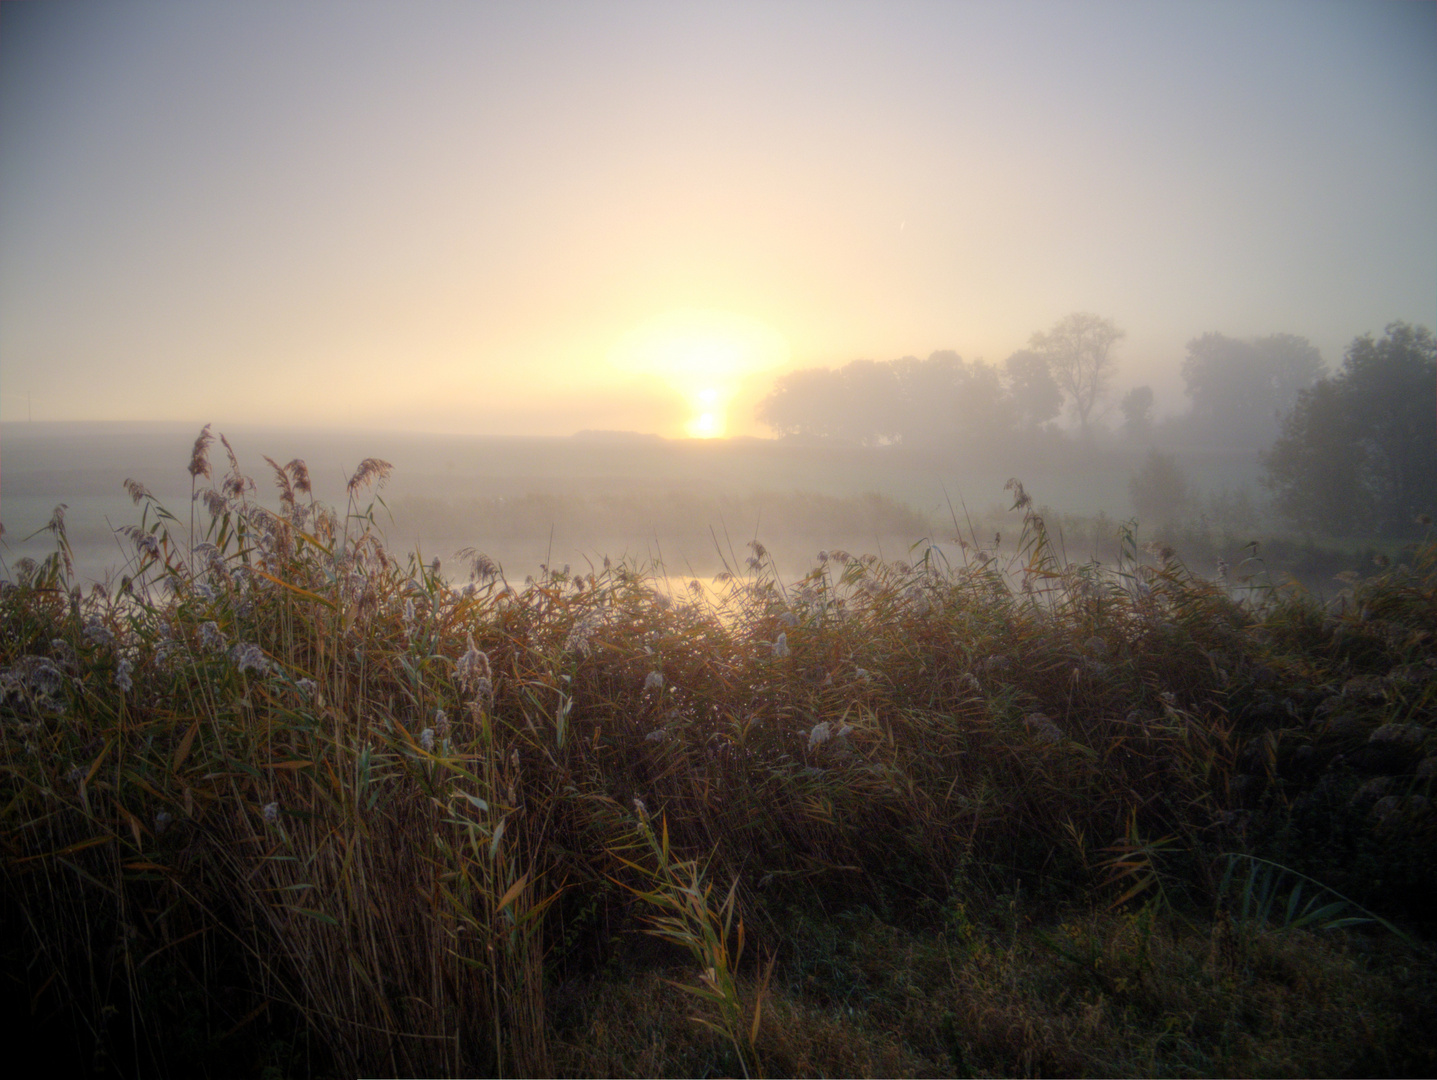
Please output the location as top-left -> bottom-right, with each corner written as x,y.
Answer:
2,427 -> 1435,1077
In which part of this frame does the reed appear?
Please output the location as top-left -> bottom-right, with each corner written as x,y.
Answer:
2,429 -> 1433,1077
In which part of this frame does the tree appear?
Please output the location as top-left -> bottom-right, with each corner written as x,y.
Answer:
755,366 -> 852,440
892,351 -> 1013,447
1181,332 -> 1322,448
1264,323 -> 1435,535
835,359 -> 903,443
755,352 -> 1014,445
1120,386 -> 1154,439
1342,323 -> 1437,531
1003,349 -> 1062,427
1129,450 -> 1190,525
1263,380 -> 1363,533
1029,313 -> 1124,432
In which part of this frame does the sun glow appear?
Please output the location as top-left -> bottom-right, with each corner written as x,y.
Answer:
608,310 -> 789,438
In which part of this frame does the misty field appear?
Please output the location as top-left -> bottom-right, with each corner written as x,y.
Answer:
2,430 -> 1435,1078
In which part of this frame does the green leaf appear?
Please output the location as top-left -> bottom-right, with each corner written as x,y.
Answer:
490,816 -> 506,860
293,907 -> 339,927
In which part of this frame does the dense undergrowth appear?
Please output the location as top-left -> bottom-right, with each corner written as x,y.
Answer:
2,428 -> 1434,1077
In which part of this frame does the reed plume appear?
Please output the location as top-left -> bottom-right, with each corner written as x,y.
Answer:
347,457 -> 393,495
285,458 -> 312,496
188,423 -> 214,480
264,455 -> 295,510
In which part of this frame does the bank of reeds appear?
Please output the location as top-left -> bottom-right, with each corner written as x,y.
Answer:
2,432 -> 1434,1077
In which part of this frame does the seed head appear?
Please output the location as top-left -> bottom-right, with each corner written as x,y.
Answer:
113,658 -> 134,694
188,424 -> 214,480
264,455 -> 296,507
1023,712 -> 1063,744
286,459 -> 312,495
230,641 -> 269,675
456,635 -> 492,693
347,458 -> 394,494
84,620 -> 115,651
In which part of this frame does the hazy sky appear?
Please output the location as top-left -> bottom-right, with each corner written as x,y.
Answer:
2,1 -> 1433,438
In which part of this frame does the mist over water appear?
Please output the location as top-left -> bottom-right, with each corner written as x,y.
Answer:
9,307 -> 1434,600
3,416 -> 1271,594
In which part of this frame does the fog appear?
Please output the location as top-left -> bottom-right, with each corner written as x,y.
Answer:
7,311 -> 1435,596
3,3 -> 1434,438
0,410 -> 1267,591
2,4 -> 1433,586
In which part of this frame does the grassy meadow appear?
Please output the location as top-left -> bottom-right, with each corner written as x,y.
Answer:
2,427 -> 1436,1077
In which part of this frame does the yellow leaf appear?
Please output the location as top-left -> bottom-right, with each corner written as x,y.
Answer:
119,806 -> 143,847
172,721 -> 199,771
496,871 -> 529,912
252,569 -> 336,609
31,835 -> 114,861
84,739 -> 114,786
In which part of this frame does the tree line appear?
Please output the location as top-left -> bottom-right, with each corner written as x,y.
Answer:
1263,323 -> 1435,536
756,312 -> 1326,449
755,313 -> 1130,446
754,314 -> 1435,537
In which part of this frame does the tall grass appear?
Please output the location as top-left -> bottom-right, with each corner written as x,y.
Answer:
2,432 -> 1433,1076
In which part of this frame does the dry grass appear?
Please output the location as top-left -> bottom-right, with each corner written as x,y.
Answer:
2,430 -> 1434,1077
548,908 -> 1428,1078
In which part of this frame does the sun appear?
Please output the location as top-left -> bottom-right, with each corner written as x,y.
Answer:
608,309 -> 789,438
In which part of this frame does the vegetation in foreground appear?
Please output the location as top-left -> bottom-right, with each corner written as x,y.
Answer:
2,430 -> 1435,1077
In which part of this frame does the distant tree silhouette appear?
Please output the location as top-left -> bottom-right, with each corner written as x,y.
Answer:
1263,380 -> 1362,534
891,351 -> 1013,447
755,365 -> 876,441
1129,449 -> 1190,525
755,351 -> 1013,445
1003,349 -> 1063,427
1264,323 -> 1435,535
1029,313 -> 1124,433
1120,386 -> 1155,439
1181,333 -> 1322,448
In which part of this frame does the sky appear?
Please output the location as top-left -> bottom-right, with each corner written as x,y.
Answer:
1,0 -> 1433,439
